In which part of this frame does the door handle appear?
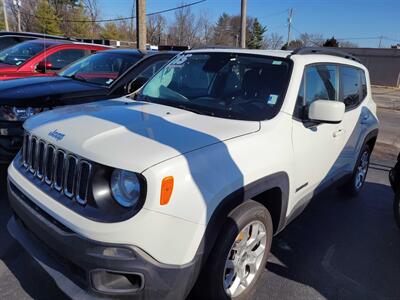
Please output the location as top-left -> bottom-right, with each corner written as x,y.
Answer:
333,129 -> 345,138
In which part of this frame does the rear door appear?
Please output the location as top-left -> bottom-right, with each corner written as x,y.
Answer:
336,66 -> 370,174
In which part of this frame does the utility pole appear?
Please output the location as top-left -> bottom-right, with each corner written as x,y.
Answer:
287,8 -> 293,46
136,0 -> 146,51
240,0 -> 247,48
130,0 -> 135,41
2,0 -> 9,31
378,35 -> 383,48
13,0 -> 21,32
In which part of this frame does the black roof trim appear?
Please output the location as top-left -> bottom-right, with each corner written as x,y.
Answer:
0,31 -> 73,40
291,47 -> 361,63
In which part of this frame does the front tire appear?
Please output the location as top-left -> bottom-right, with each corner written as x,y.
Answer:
194,200 -> 273,300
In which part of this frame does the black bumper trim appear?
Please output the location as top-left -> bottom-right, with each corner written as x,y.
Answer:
7,179 -> 201,299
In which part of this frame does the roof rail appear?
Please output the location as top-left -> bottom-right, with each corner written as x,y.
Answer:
291,47 -> 361,63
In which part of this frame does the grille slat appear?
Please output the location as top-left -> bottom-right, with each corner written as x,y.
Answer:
22,131 -> 91,205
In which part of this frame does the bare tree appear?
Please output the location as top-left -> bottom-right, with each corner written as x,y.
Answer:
82,0 -> 100,38
196,9 -> 213,46
8,0 -> 37,32
298,33 -> 324,47
339,40 -> 359,48
265,32 -> 284,49
147,14 -> 166,45
168,4 -> 199,47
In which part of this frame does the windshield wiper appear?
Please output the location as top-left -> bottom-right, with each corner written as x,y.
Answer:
65,74 -> 88,82
176,104 -> 215,116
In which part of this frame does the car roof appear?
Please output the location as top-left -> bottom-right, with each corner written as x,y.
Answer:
101,48 -> 144,56
0,31 -> 72,40
187,48 -> 292,58
24,39 -> 111,48
187,47 -> 365,68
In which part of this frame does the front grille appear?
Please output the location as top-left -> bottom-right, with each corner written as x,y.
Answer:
21,131 -> 92,205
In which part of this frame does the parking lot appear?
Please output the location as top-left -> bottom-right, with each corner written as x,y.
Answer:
0,158 -> 398,300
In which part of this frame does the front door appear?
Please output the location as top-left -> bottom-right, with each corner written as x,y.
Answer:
292,64 -> 346,202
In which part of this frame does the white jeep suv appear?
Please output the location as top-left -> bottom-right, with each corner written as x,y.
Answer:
7,48 -> 379,300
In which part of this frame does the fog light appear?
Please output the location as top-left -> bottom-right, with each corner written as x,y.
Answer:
90,270 -> 144,294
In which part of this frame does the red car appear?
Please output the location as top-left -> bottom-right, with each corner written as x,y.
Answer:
0,39 -> 110,80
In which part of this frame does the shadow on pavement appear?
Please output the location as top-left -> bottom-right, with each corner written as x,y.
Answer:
256,178 -> 400,300
0,166 -> 68,300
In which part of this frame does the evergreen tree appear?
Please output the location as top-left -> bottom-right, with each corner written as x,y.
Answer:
67,3 -> 91,38
323,36 -> 339,47
247,18 -> 266,49
35,0 -> 62,35
212,13 -> 231,45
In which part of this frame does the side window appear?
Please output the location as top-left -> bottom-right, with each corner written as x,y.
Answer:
339,66 -> 361,109
360,70 -> 367,99
305,65 -> 337,105
46,49 -> 86,70
127,59 -> 169,93
138,60 -> 169,79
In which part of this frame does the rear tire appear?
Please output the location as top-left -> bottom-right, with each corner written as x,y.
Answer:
341,144 -> 371,197
193,200 -> 273,300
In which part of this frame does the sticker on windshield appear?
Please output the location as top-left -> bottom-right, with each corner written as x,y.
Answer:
170,54 -> 192,67
272,60 -> 282,65
106,79 -> 114,85
15,61 -> 22,66
267,94 -> 278,105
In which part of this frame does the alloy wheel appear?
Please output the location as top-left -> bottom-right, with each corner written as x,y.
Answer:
355,150 -> 370,190
223,221 -> 267,297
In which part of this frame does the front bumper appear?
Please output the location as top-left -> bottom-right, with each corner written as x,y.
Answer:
7,180 -> 201,299
0,121 -> 23,163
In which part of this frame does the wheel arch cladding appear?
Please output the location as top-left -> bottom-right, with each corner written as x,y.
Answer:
365,128 -> 378,151
196,172 -> 289,265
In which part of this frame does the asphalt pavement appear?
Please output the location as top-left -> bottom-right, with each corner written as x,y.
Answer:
0,157 -> 399,300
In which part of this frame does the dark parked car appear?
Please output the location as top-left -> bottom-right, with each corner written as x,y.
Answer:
0,31 -> 73,51
389,152 -> 400,229
0,49 -> 176,163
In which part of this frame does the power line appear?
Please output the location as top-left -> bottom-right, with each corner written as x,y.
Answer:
291,25 -> 400,45
23,0 -> 206,23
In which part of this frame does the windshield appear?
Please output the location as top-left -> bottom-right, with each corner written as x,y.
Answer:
0,42 -> 46,66
138,52 -> 291,121
58,52 -> 142,86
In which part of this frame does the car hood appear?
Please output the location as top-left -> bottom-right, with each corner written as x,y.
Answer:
24,99 -> 260,172
0,63 -> 18,72
0,76 -> 108,106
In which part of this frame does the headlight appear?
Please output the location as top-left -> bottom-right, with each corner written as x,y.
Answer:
110,169 -> 141,208
0,106 -> 43,121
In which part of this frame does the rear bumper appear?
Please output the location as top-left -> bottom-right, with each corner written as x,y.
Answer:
7,180 -> 201,299
0,121 -> 23,163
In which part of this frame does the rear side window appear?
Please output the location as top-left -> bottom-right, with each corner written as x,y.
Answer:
360,70 -> 367,99
46,49 -> 86,70
339,66 -> 360,109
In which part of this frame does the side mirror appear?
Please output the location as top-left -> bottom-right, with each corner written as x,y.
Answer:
36,61 -> 53,73
308,100 -> 345,124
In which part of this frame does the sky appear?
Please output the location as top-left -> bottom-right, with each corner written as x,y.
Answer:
97,0 -> 400,48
